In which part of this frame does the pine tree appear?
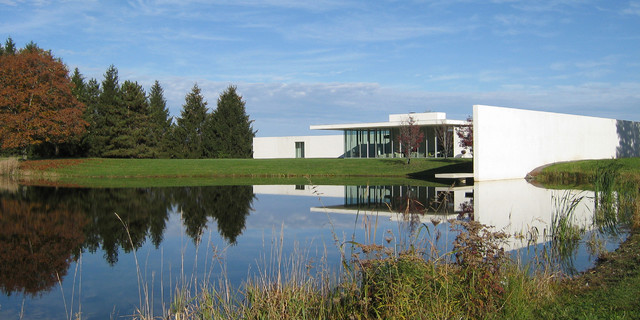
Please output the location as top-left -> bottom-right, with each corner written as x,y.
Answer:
23,41 -> 39,53
209,85 -> 256,158
173,84 -> 209,158
104,80 -> 152,158
81,78 -> 101,155
148,80 -> 172,157
3,37 -> 16,55
70,68 -> 86,101
91,65 -> 121,157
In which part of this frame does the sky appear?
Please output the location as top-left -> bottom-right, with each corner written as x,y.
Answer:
1,0 -> 639,137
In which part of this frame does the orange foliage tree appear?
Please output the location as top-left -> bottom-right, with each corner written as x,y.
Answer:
0,45 -> 87,157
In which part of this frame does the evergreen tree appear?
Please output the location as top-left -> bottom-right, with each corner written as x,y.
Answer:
209,85 -> 256,158
3,37 -> 16,55
70,68 -> 86,101
23,41 -> 39,53
103,80 -> 152,158
80,78 -> 101,155
90,65 -> 121,157
148,80 -> 172,157
173,84 -> 209,158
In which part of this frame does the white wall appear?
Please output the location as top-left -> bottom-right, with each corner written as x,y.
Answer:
253,135 -> 344,159
473,105 -> 631,181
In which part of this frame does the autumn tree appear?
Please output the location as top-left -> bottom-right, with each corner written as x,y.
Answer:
0,41 -> 87,157
208,85 -> 256,158
456,116 -> 473,155
397,115 -> 425,164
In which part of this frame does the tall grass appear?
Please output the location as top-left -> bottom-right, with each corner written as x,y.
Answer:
0,157 -> 20,176
145,202 -> 556,319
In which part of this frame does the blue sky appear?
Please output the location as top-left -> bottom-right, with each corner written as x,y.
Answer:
1,0 -> 639,136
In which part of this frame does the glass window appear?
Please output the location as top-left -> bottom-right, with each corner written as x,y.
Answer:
295,141 -> 305,158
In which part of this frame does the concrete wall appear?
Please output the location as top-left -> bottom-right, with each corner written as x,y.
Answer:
473,105 -> 640,181
253,135 -> 344,159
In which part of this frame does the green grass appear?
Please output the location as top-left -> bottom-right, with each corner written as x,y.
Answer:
533,158 -> 640,319
14,157 -> 472,187
536,158 -> 640,187
534,231 -> 640,320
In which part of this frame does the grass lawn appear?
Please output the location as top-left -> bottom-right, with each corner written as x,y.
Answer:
13,157 -> 472,187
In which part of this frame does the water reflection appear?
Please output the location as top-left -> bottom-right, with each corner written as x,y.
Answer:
0,185 -> 254,298
0,195 -> 85,297
0,180 -> 631,319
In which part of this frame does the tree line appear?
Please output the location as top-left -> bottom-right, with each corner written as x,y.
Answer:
0,37 -> 256,159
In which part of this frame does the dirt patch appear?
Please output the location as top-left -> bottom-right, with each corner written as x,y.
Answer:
19,159 -> 86,171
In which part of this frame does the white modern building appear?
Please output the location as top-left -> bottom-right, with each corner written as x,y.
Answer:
253,105 -> 640,181
253,135 -> 344,159
253,112 -> 470,159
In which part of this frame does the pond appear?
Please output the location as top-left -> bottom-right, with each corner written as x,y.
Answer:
0,179 -> 631,319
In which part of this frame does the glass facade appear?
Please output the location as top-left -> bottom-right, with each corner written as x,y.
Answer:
295,141 -> 305,158
343,185 -> 455,214
344,129 -> 394,158
343,127 -> 451,159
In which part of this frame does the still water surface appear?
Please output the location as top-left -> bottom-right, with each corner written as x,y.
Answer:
0,180 -> 628,319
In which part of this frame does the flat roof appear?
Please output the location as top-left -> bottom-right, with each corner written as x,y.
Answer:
310,119 -> 467,131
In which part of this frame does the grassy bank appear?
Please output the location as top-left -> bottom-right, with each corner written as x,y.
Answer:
533,158 -> 640,319
534,157 -> 640,187
12,157 -> 472,187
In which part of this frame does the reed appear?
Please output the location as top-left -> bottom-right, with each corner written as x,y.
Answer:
151,202 -> 556,320
0,157 -> 20,176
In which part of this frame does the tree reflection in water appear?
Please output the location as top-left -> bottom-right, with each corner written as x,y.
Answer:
173,186 -> 254,244
0,190 -> 86,297
0,185 -> 255,296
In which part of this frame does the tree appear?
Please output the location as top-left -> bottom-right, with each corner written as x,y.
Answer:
1,37 -> 17,55
148,80 -> 172,157
456,116 -> 473,155
70,68 -> 86,101
209,85 -> 256,158
87,65 -> 121,157
172,84 -> 209,158
397,115 -> 424,164
103,80 -> 152,158
0,42 -> 87,157
78,78 -> 101,156
435,121 -> 454,158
